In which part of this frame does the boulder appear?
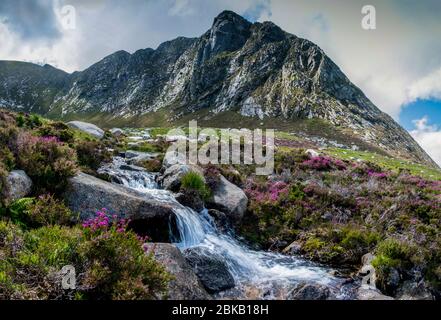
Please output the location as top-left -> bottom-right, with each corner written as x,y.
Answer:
282,241 -> 302,255
396,280 -> 434,300
67,121 -> 104,139
110,128 -> 123,137
206,175 -> 248,223
305,149 -> 320,158
6,170 -> 32,201
64,172 -> 175,241
175,191 -> 204,212
183,247 -> 235,293
207,209 -> 232,233
159,164 -> 204,192
287,283 -> 331,300
145,243 -> 211,300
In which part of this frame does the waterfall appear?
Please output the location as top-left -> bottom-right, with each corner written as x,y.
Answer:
99,157 -> 353,299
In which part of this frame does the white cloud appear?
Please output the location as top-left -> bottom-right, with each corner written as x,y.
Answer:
407,68 -> 441,102
410,116 -> 441,166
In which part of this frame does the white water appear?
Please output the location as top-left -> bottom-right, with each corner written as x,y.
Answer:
100,157 -> 353,299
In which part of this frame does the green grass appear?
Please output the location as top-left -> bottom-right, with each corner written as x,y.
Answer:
326,147 -> 441,180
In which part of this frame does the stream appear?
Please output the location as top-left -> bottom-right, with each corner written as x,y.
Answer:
99,156 -> 357,299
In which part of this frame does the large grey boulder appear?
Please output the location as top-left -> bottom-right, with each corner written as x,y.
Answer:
287,283 -> 331,300
145,243 -> 211,300
6,170 -> 32,201
64,173 -> 175,241
206,175 -> 248,223
183,247 -> 235,293
67,121 -> 104,139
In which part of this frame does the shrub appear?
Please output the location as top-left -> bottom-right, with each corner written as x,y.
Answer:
79,210 -> 171,299
25,194 -> 74,228
138,158 -> 162,172
0,210 -> 170,300
0,163 -> 10,207
0,147 -> 14,171
14,132 -> 77,193
37,122 -> 75,143
75,140 -> 111,171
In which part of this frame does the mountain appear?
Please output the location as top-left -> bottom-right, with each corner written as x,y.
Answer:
0,11 -> 437,167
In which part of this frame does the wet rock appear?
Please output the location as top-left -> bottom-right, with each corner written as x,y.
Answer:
282,241 -> 302,255
207,209 -> 232,233
6,170 -> 33,201
119,164 -> 144,172
64,172 -> 175,241
378,268 -> 401,294
183,247 -> 235,294
67,121 -> 104,139
145,243 -> 211,300
206,175 -> 248,224
396,280 -> 434,300
175,191 -> 205,212
287,283 -> 331,300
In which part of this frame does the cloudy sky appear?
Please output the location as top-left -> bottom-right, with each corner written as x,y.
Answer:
0,0 -> 440,165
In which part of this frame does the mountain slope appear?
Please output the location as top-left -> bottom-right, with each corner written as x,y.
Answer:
0,11 -> 437,168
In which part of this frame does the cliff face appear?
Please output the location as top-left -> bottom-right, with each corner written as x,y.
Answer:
0,11 -> 436,167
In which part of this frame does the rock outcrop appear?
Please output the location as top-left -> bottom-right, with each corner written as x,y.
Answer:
6,170 -> 32,201
145,243 -> 211,300
287,283 -> 332,300
64,172 -> 175,241
67,121 -> 104,139
183,247 -> 235,293
206,175 -> 248,223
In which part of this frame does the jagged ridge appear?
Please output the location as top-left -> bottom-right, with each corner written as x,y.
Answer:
0,10 -> 436,167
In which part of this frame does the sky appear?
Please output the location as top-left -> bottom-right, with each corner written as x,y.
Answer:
0,0 -> 440,166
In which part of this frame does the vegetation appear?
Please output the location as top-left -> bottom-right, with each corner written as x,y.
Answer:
238,147 -> 441,292
180,171 -> 210,200
0,210 -> 170,300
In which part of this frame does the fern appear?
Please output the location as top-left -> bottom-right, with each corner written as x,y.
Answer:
8,197 -> 35,226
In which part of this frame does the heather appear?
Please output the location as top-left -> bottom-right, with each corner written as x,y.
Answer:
0,210 -> 170,300
239,148 -> 441,292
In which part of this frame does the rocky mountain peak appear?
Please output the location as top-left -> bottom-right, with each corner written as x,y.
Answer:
206,10 -> 252,56
0,11 -> 437,168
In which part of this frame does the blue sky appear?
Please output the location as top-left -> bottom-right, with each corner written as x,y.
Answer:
0,0 -> 440,165
400,100 -> 441,131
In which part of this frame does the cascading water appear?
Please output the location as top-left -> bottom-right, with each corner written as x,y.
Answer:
99,156 -> 355,299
